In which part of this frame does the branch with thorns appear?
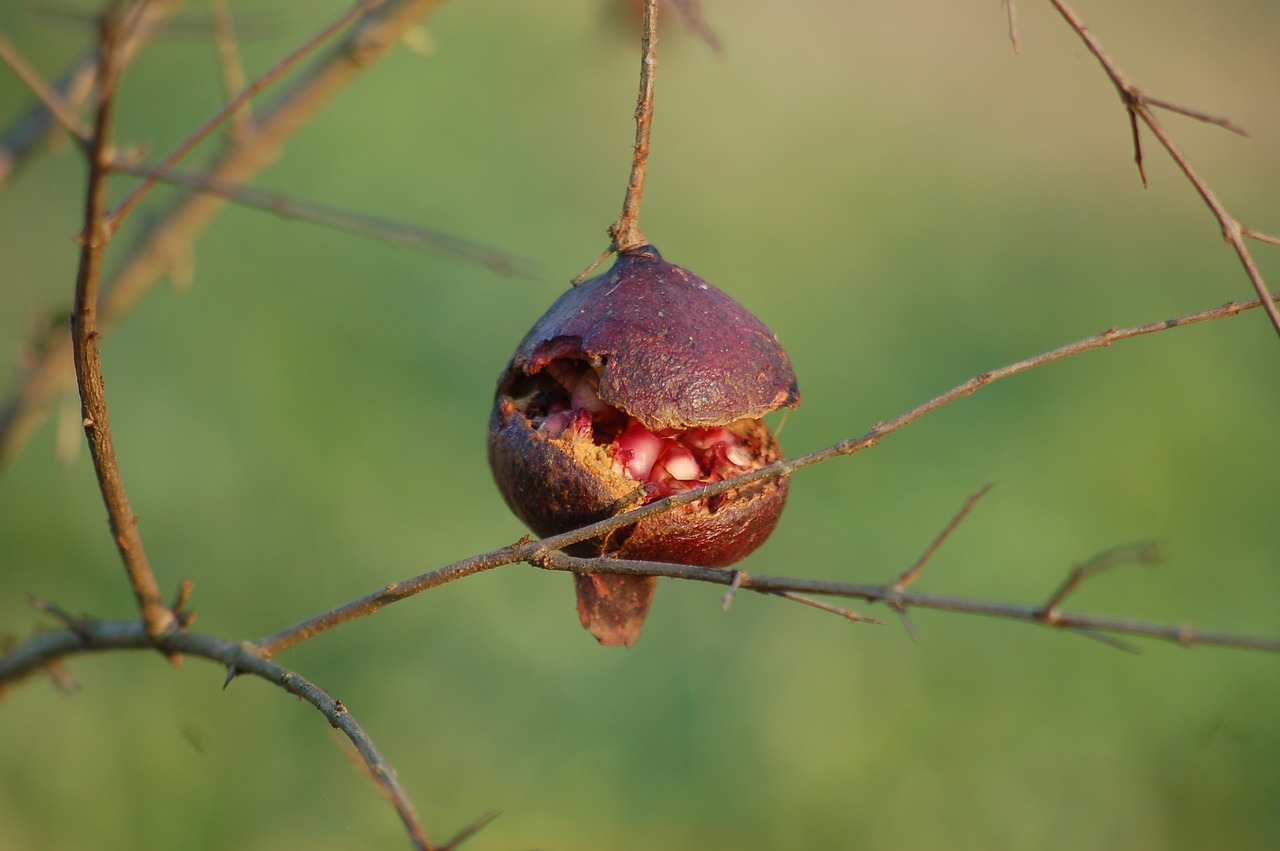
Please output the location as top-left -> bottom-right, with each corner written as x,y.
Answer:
1042,0 -> 1280,338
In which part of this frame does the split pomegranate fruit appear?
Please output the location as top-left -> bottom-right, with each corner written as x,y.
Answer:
488,244 -> 800,646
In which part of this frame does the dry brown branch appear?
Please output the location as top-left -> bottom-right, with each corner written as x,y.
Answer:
669,0 -> 722,53
534,550 -> 1280,654
894,481 -> 995,592
1047,0 -> 1280,338
206,0 -> 255,143
104,0 -> 385,237
572,0 -> 659,284
110,160 -> 537,276
773,591 -> 882,626
0,0 -> 447,473
1243,227 -> 1280,248
251,293 -> 1280,659
0,27 -> 91,143
890,482 -> 994,640
70,6 -> 173,638
0,617 -> 436,850
1038,541 -> 1163,618
0,2 -> 177,188
1003,0 -> 1020,54
609,0 -> 658,252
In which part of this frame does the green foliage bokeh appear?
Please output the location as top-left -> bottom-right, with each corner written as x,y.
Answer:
1,2 -> 1278,849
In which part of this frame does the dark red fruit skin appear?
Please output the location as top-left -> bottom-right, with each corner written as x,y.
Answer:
488,245 -> 799,647
508,244 -> 799,431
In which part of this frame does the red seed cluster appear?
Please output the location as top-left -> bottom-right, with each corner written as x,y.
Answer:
528,359 -> 755,499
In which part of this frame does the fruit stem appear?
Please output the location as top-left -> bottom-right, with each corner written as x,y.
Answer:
610,0 -> 659,254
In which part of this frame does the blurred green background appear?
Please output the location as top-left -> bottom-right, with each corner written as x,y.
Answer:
2,1 -> 1278,848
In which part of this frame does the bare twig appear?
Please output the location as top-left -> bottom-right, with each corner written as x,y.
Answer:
104,0 -> 386,237
1003,0 -> 1020,54
439,810 -> 501,851
894,481 -> 995,591
0,619 -> 436,850
206,0 -> 255,143
573,0 -> 659,285
71,6 -> 174,638
0,28 -> 91,143
252,293 -> 1280,658
889,481 -> 994,640
1038,541 -> 1163,619
1243,227 -> 1280,249
669,0 -> 722,53
609,0 -> 658,252
0,0 -> 447,473
536,550 -> 1280,654
1047,0 -> 1280,338
774,591 -> 882,626
110,160 -> 537,276
1143,94 -> 1248,136
0,2 -> 177,189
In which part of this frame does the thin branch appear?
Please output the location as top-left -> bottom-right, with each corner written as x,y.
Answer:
1003,0 -> 1020,54
0,0 -> 448,473
110,160 -> 537,276
570,0 -> 660,283
206,0 -> 255,143
894,481 -> 994,591
1038,541 -> 1163,618
1242,227 -> 1280,248
609,0 -> 658,253
1047,0 -> 1280,339
71,6 -> 174,638
0,2 -> 177,189
0,619 -> 436,850
1144,94 -> 1249,137
252,293 -> 1280,658
773,591 -> 882,626
0,28 -> 91,144
103,0 -> 386,237
668,0 -> 722,53
439,810 -> 501,851
535,550 -> 1280,654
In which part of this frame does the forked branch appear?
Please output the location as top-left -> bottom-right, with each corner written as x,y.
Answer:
0,0 -> 448,473
1047,0 -> 1280,338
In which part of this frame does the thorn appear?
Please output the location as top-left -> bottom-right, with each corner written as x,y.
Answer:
170,579 -> 194,617
27,595 -> 85,634
722,570 -> 747,611
1071,628 -> 1142,654
440,809 -> 502,851
43,659 -> 80,695
894,605 -> 919,642
779,592 -> 883,625
1128,108 -> 1148,188
222,665 -> 239,689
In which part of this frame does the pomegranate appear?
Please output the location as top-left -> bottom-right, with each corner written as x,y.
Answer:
489,244 -> 799,646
